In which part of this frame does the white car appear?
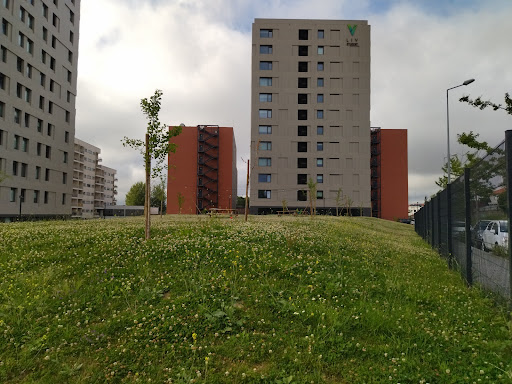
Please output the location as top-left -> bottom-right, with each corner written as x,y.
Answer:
482,220 -> 508,251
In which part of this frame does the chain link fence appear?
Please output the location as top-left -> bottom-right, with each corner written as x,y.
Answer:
415,131 -> 512,305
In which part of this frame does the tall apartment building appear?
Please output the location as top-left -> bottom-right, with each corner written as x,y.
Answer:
250,19 -> 371,214
72,138 -> 117,219
0,0 -> 80,221
167,125 -> 237,214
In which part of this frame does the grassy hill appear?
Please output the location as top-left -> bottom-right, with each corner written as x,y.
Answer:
0,216 -> 511,383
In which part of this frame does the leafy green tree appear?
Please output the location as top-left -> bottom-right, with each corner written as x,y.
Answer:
151,178 -> 166,216
122,90 -> 181,239
125,182 -> 145,206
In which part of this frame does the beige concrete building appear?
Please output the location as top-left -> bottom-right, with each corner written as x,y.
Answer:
72,138 -> 117,219
0,0 -> 81,221
250,19 -> 371,214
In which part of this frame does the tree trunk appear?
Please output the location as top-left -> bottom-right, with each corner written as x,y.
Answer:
245,160 -> 249,222
145,134 -> 151,240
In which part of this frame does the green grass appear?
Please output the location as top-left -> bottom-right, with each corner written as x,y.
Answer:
0,215 -> 511,383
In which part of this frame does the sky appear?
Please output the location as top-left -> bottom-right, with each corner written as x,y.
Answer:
75,0 -> 512,205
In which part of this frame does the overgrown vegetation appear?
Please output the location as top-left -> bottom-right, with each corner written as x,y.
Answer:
0,216 -> 511,383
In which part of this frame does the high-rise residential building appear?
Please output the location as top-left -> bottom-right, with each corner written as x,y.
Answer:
72,138 -> 117,219
250,19 -> 371,215
0,0 -> 80,222
167,125 -> 237,214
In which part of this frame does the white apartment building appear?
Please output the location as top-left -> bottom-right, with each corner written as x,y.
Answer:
0,0 -> 81,221
250,19 -> 371,214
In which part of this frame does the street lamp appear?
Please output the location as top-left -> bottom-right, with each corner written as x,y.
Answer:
446,78 -> 475,184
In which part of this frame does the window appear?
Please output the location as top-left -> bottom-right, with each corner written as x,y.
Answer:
298,94 -> 307,104
259,109 -> 272,118
298,46 -> 308,56
259,77 -> 272,86
39,96 -> 44,110
42,27 -> 47,41
22,137 -> 28,152
297,174 -> 307,184
62,172 -> 67,184
259,61 -> 272,70
45,145 -> 51,159
44,191 -> 48,204
26,39 -> 33,54
67,70 -> 71,82
37,142 -> 41,155
67,91 -> 71,103
298,78 -> 308,88
64,131 -> 69,143
297,158 -> 307,168
52,13 -> 59,29
318,46 -> 324,55
317,142 -> 324,151
3,0 -> 10,8
48,101 -> 53,114
258,157 -> 271,167
317,78 -> 324,87
37,119 -> 42,132
260,29 -> 273,38
14,108 -> 21,124
33,190 -> 39,203
69,30 -> 74,44
0,73 -> 4,90
24,88 -> 31,103
18,32 -> 25,48
317,62 -> 324,71
1,18 -> 8,36
258,190 -> 271,199
297,190 -> 307,201
65,110 -> 70,123
0,102 -> 4,118
50,79 -> 54,92
298,61 -> 308,72
259,141 -> 272,151
260,45 -> 272,54
297,142 -> 307,152
1,45 -> 6,62
47,123 -> 52,135
17,57 -> 24,72
69,9 -> 74,24
35,166 -> 40,179
298,110 -> 307,120
41,49 -> 47,64
317,190 -> 324,199
10,188 -> 17,202
317,94 -> 324,103
13,135 -> 20,149
12,161 -> 18,175
259,93 -> 272,102
26,64 -> 32,78
42,3 -> 48,19
16,82 -> 22,98
21,163 -> 27,177
317,174 -> 323,183
317,158 -> 324,167
258,174 -> 271,183
50,57 -> 55,70
299,29 -> 308,40
298,126 -> 307,136
258,125 -> 272,134
63,151 -> 68,163
45,168 -> 49,181
62,193 -> 66,205
318,30 -> 324,39
317,110 -> 324,119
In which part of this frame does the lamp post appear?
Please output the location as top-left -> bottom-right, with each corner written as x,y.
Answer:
446,78 -> 475,184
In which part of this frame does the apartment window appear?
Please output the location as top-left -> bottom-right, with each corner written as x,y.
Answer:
40,72 -> 46,87
259,141 -> 272,151
44,191 -> 48,204
258,174 -> 271,183
37,142 -> 42,155
37,119 -> 42,132
297,142 -> 307,152
317,158 -> 324,167
317,94 -> 324,103
65,110 -> 70,123
0,73 -> 4,90
260,45 -> 272,54
35,166 -> 40,179
1,45 -> 6,62
259,77 -> 272,86
299,29 -> 308,40
17,57 -> 24,72
16,82 -> 23,98
258,125 -> 272,134
0,130 -> 2,145
69,30 -> 73,44
45,168 -> 49,181
33,190 -> 39,203
64,131 -> 69,143
318,30 -> 324,39
298,61 -> 308,72
260,29 -> 273,38
259,93 -> 272,102
3,0 -> 10,8
52,13 -> 59,29
24,113 -> 30,128
62,193 -> 66,205
317,190 -> 324,199
24,88 -> 31,103
298,78 -> 308,88
21,163 -> 27,177
259,109 -> 272,118
317,174 -> 324,183
68,50 -> 72,63
18,32 -> 25,48
42,27 -> 47,41
298,46 -> 308,56
297,174 -> 307,184
297,158 -> 307,168
26,39 -> 33,54
298,126 -> 307,136
10,188 -> 17,202
50,57 -> 55,71
317,110 -> 324,119
1,18 -> 9,36
298,109 -> 307,120
317,62 -> 324,71
39,96 -> 44,110
258,157 -> 271,167
298,94 -> 307,104
63,151 -> 68,163
317,78 -> 324,87
49,79 -> 54,92
69,9 -> 74,24
297,190 -> 307,201
318,46 -> 324,55
258,190 -> 271,199
47,123 -> 52,136
14,108 -> 21,124
27,14 -> 34,30
317,142 -> 324,151
45,145 -> 51,159
12,161 -> 18,175
62,172 -> 67,184
41,50 -> 47,64
259,61 -> 272,70
42,3 -> 48,19
48,101 -> 53,114
26,64 -> 32,78
0,102 -> 4,118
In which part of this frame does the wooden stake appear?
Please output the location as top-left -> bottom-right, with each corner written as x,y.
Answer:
245,159 -> 249,222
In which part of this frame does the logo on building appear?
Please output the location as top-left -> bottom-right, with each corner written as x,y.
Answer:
347,25 -> 357,36
346,24 -> 359,47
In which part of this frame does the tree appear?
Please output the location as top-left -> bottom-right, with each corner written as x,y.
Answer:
125,181 -> 145,206
460,93 -> 512,115
307,177 -> 317,216
122,90 -> 181,240
151,179 -> 166,217
335,188 -> 342,217
177,192 -> 185,214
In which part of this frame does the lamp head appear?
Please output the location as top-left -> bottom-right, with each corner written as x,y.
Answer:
463,79 -> 475,86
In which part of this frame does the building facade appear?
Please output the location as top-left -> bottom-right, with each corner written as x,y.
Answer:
250,19 -> 371,214
72,138 -> 117,219
0,0 -> 80,221
167,125 -> 237,214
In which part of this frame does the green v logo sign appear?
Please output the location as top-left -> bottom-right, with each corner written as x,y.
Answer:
347,25 -> 357,36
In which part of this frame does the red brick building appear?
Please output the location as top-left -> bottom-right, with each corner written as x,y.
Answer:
167,126 -> 237,214
371,128 -> 408,220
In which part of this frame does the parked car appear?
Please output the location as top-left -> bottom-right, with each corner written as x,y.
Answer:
472,220 -> 491,249
482,220 -> 508,251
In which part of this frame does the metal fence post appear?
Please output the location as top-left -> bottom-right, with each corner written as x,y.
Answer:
447,183 -> 453,268
505,130 -> 512,302
437,194 -> 441,252
464,167 -> 472,286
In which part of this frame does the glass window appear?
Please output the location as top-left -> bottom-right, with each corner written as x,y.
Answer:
317,78 -> 324,87
298,110 -> 307,120
259,93 -> 272,102
299,29 -> 308,40
297,174 -> 307,184
317,142 -> 324,151
259,141 -> 272,151
259,77 -> 272,86
317,158 -> 324,167
258,190 -> 271,199
318,46 -> 324,55
260,29 -> 273,38
258,174 -> 271,183
33,190 -> 39,203
298,94 -> 307,104
259,109 -> 272,118
317,190 -> 324,199
317,94 -> 324,103
317,110 -> 324,119
259,61 -> 272,70
298,78 -> 308,88
10,188 -> 17,202
258,125 -> 272,134
317,62 -> 324,71
298,126 -> 307,136
317,174 -> 323,183
260,45 -> 273,54
297,142 -> 307,152
298,61 -> 308,72
258,157 -> 271,167
297,158 -> 307,168
298,46 -> 308,56
318,30 -> 324,39
297,190 -> 307,201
